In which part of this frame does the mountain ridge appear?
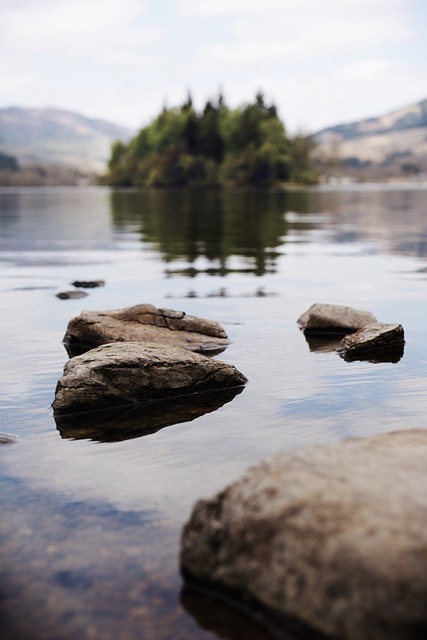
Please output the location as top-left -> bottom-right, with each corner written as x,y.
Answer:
0,106 -> 135,172
315,96 -> 427,178
316,97 -> 427,140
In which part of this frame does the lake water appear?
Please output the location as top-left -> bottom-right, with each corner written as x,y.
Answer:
1,184 -> 427,639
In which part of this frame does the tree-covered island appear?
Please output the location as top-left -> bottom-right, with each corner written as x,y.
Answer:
106,92 -> 318,187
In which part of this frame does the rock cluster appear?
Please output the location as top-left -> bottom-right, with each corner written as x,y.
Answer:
52,305 -> 247,438
181,429 -> 427,640
298,303 -> 404,362
56,278 -> 105,300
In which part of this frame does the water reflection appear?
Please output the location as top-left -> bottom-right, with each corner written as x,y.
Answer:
181,587 -> 292,640
110,189 -> 297,276
302,331 -> 405,363
166,285 -> 277,299
55,387 -> 245,443
302,333 -> 343,353
2,184 -> 427,640
337,344 -> 404,364
109,186 -> 427,272
0,187 -> 114,252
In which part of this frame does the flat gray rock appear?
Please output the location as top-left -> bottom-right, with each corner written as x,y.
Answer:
56,290 -> 88,300
181,430 -> 427,640
298,303 -> 377,333
336,322 -> 405,362
52,342 -> 247,415
63,303 -> 230,354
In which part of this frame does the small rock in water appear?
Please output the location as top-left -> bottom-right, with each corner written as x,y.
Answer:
298,304 -> 404,363
298,303 -> 377,334
336,322 -> 405,362
71,280 -> 105,288
56,290 -> 88,300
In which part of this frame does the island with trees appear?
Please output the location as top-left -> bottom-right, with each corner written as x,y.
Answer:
105,92 -> 318,188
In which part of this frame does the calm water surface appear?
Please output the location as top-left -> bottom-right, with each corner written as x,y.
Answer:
1,185 -> 427,639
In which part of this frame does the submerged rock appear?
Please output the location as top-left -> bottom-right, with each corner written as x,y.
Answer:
52,342 -> 247,415
0,433 -> 19,445
298,303 -> 377,334
63,303 -> 230,355
336,322 -> 405,362
181,430 -> 427,640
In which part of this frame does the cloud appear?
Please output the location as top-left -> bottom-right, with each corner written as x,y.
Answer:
0,0 -> 424,133
247,58 -> 427,132
181,0 -> 410,17
0,0 -> 165,115
0,0 -> 161,59
196,1 -> 413,65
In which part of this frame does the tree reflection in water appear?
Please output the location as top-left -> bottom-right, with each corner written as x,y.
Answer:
110,188 -> 315,277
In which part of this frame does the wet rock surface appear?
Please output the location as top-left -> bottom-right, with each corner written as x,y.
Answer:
52,342 -> 247,416
180,430 -> 427,640
336,322 -> 405,362
298,303 -> 377,334
63,303 -> 230,354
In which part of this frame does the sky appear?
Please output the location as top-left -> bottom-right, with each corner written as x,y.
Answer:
1,0 -> 426,134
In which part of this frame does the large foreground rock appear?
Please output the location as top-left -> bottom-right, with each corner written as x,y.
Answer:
52,342 -> 247,415
336,322 -> 405,362
63,304 -> 230,355
181,430 -> 427,640
298,303 -> 377,333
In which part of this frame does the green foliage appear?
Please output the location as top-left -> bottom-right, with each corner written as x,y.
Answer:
106,92 -> 318,187
288,134 -> 319,184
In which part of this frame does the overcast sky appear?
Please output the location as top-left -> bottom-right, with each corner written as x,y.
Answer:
1,0 -> 426,133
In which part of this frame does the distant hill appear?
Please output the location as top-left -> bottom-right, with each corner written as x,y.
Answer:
0,107 -> 135,173
315,98 -> 427,178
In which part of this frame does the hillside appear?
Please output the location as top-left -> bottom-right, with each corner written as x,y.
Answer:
315,98 -> 427,179
0,107 -> 134,173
